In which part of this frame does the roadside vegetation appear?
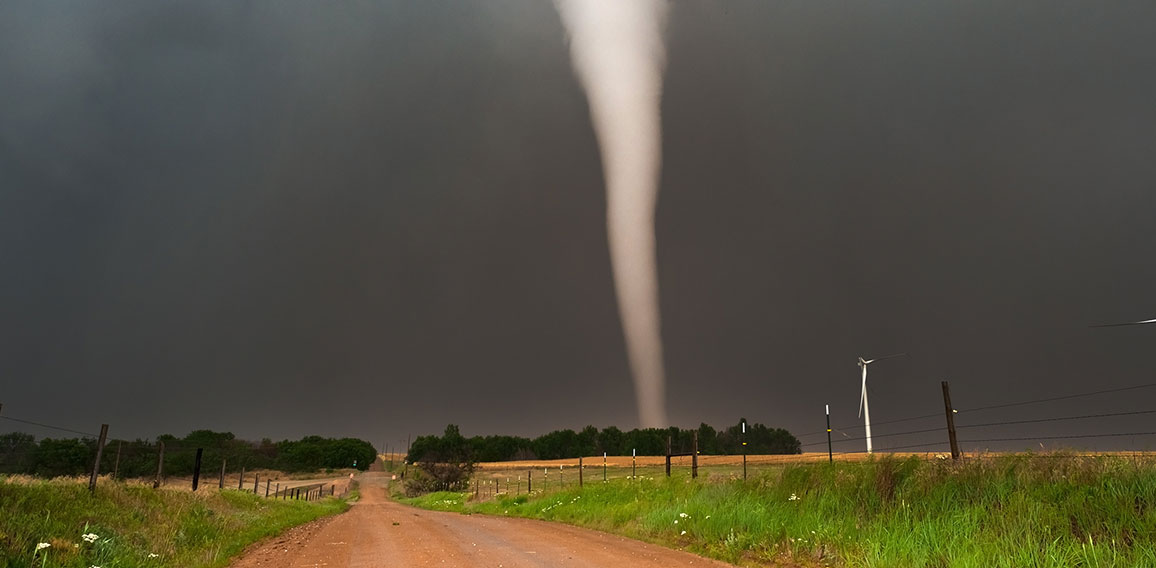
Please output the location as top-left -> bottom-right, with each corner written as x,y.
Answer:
407,421 -> 799,463
0,430 -> 378,478
403,453 -> 1156,567
0,475 -> 349,568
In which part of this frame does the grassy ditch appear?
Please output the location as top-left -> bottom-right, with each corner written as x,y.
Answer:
0,476 -> 349,568
402,454 -> 1156,567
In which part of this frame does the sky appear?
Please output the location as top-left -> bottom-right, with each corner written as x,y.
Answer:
3,1 -> 1156,454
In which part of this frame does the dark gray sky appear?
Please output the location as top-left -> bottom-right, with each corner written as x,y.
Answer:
3,1 -> 1156,453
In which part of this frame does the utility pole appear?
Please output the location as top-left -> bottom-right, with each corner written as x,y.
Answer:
88,424 -> 109,493
941,381 -> 961,460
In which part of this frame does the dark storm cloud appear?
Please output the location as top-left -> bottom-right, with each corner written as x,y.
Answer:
3,1 -> 1156,452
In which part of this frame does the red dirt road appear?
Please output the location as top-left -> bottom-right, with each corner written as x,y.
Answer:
229,470 -> 736,568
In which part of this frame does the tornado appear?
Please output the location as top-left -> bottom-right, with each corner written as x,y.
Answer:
555,0 -> 670,428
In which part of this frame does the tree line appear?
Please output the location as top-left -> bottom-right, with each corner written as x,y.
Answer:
407,420 -> 801,463
0,430 -> 377,478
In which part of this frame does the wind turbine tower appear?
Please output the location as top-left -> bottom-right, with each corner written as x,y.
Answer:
857,353 -> 906,454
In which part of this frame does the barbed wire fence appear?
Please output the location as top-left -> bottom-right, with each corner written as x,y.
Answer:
0,411 -> 349,500
8,379 -> 1156,499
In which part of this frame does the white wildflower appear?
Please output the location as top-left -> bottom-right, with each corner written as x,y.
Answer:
148,553 -> 160,558
36,543 -> 51,551
82,533 -> 99,543
679,512 -> 689,518
788,493 -> 799,501
680,530 -> 687,535
674,519 -> 679,524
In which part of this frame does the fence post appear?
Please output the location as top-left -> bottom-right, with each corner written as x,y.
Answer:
113,441 -> 122,480
265,479 -> 271,497
632,448 -> 636,479
826,404 -> 833,463
275,482 -> 280,498
579,456 -> 583,487
254,474 -> 259,493
153,441 -> 165,489
528,469 -> 532,492
88,424 -> 109,493
666,436 -> 671,477
191,448 -> 203,491
942,380 -> 961,460
692,431 -> 698,479
603,452 -> 607,482
238,467 -> 245,490
220,459 -> 226,489
742,421 -> 747,480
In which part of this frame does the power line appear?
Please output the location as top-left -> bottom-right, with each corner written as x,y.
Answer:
960,431 -> 1156,443
957,409 -> 1156,430
0,416 -> 99,437
797,412 -> 941,439
959,382 -> 1156,414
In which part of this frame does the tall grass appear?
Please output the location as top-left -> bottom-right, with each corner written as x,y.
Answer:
405,453 -> 1156,567
0,476 -> 348,568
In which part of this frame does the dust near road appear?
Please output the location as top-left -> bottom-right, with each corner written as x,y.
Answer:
229,470 -> 737,568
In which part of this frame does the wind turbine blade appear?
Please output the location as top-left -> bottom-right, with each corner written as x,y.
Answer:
1090,319 -> 1156,328
872,352 -> 907,361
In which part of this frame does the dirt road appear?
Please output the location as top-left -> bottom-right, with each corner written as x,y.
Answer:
230,470 -> 735,568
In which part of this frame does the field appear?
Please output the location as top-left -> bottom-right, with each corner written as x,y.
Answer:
0,475 -> 350,568
405,452 -> 1156,567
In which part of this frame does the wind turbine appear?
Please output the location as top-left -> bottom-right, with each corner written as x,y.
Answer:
857,353 -> 906,454
1090,318 -> 1156,328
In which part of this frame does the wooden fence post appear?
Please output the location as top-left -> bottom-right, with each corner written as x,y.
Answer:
527,469 -> 532,492
942,380 -> 961,460
238,467 -> 245,490
265,479 -> 271,497
153,441 -> 165,489
219,459 -> 226,489
191,448 -> 203,491
692,430 -> 698,479
254,474 -> 259,493
88,424 -> 109,493
579,456 -> 583,487
112,441 -> 122,480
665,436 -> 672,477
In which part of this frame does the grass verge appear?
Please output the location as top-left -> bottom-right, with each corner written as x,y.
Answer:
0,476 -> 349,568
402,453 -> 1156,567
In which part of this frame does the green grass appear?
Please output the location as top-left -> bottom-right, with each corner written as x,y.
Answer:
403,454 -> 1156,567
0,477 -> 349,568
